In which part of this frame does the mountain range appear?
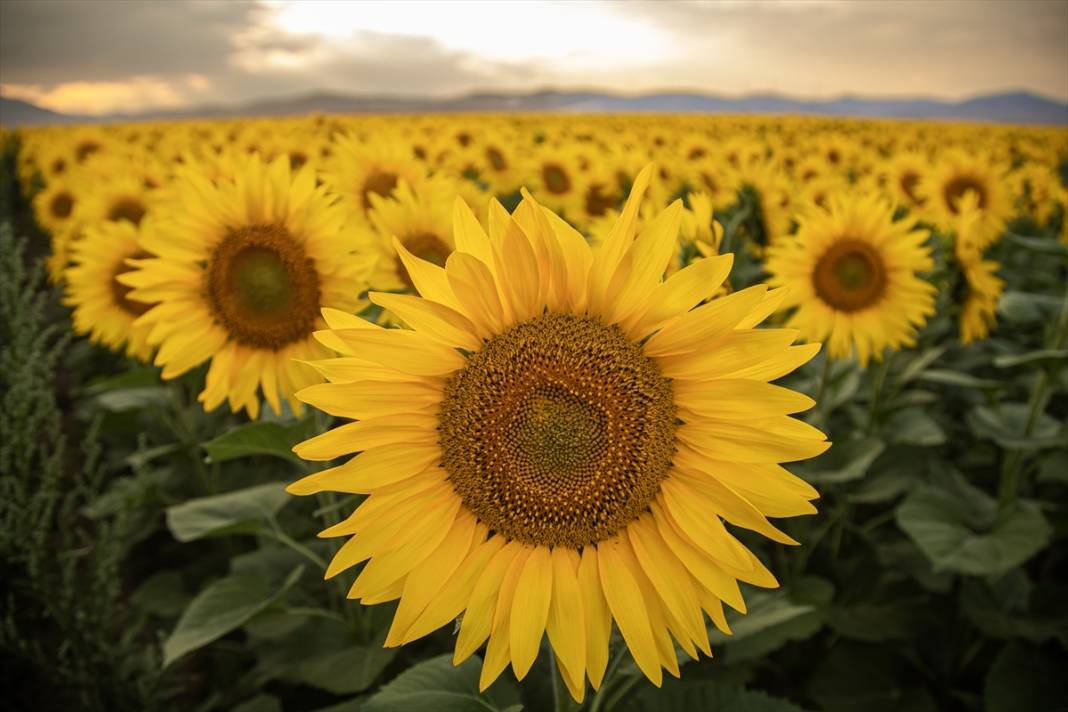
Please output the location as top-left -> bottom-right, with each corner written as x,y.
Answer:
2,89 -> 1066,127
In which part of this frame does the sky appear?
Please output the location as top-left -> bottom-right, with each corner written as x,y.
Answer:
1,0 -> 1066,116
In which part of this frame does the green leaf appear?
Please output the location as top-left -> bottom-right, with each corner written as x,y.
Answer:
884,408 -> 945,446
132,571 -> 190,619
363,654 -> 520,712
809,642 -> 938,712
165,482 -> 289,543
622,679 -> 806,712
94,385 -> 170,412
985,643 -> 1068,712
992,349 -> 1068,368
806,437 -> 884,484
1036,450 -> 1068,484
162,566 -> 303,667
203,420 -> 313,464
293,645 -> 398,695
232,695 -> 282,712
898,346 -> 948,384
709,577 -> 833,663
827,602 -> 917,642
1003,231 -> 1068,258
998,291 -> 1062,324
916,369 -> 1003,390
895,485 -> 1051,577
967,404 -> 1064,450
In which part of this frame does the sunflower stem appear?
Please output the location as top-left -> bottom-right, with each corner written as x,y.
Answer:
998,281 -> 1068,509
865,354 -> 892,435
264,515 -> 327,570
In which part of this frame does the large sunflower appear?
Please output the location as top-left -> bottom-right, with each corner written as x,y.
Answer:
63,219 -> 154,361
766,193 -> 936,366
288,166 -> 828,701
119,155 -> 373,418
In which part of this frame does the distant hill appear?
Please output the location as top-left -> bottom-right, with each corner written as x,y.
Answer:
0,97 -> 95,127
3,89 -> 1066,128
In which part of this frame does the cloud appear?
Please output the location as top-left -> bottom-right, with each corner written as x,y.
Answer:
0,0 -> 1065,115
616,0 -> 1068,99
0,0 -> 264,84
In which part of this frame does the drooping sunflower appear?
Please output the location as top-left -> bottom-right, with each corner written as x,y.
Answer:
288,166 -> 827,701
119,155 -> 374,418
954,193 -> 1005,344
765,193 -> 936,366
63,219 -> 154,361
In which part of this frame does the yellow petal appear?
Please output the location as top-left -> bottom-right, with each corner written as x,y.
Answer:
597,537 -> 662,687
453,196 -> 496,269
674,379 -> 815,420
663,476 -> 799,546
623,253 -> 733,340
393,237 -> 462,311
446,252 -> 505,338
454,542 -> 522,664
296,379 -> 440,420
292,413 -> 438,461
509,546 -> 553,680
286,441 -> 440,495
369,292 -> 482,351
386,510 -> 478,646
628,514 -> 708,655
644,286 -> 769,357
605,200 -> 684,325
578,546 -> 611,689
658,328 -> 801,380
546,547 -> 586,697
329,328 -> 466,376
589,163 -> 653,315
404,532 -> 504,644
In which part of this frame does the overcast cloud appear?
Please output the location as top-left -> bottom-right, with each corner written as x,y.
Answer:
1,0 -> 1065,115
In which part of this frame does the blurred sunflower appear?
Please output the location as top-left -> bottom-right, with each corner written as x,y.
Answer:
322,133 -> 428,222
364,176 -> 457,292
63,220 -> 154,360
954,193 -> 1005,344
920,151 -> 1011,249
32,174 -> 79,235
289,166 -> 827,701
766,193 -> 936,365
75,168 -> 156,228
119,155 -> 373,418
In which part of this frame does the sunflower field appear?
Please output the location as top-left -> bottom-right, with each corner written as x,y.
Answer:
2,114 -> 1067,712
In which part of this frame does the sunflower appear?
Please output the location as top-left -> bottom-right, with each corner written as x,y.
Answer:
32,173 -> 80,235
322,133 -> 428,223
766,193 -> 936,366
364,175 -> 458,292
74,168 -> 156,229
881,152 -> 928,213
288,165 -> 827,701
119,155 -> 374,418
528,150 -> 587,219
63,219 -> 154,360
954,193 -> 1005,344
919,150 -> 1011,250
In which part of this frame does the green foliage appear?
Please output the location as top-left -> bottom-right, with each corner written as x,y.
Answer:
3,145 -> 1067,712
0,225 -> 160,710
